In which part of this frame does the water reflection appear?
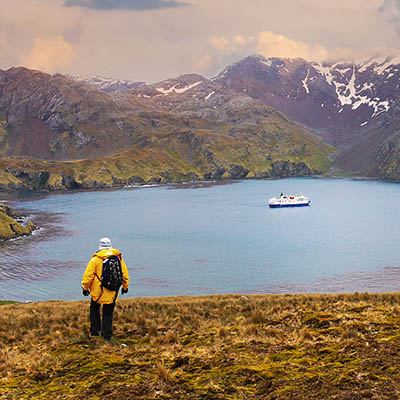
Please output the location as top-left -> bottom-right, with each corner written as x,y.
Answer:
0,210 -> 80,282
254,266 -> 400,294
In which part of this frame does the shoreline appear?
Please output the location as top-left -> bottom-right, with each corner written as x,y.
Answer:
0,173 -> 396,198
3,286 -> 400,305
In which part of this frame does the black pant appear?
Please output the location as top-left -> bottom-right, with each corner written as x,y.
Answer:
90,299 -> 116,340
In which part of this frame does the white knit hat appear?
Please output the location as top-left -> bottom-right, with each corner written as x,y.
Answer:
99,237 -> 112,250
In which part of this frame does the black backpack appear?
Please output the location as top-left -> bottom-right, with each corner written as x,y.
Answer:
100,255 -> 123,291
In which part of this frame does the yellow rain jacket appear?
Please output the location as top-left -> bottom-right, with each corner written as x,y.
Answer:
82,248 -> 130,304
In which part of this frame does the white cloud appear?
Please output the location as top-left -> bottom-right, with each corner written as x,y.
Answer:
256,31 -> 328,61
64,0 -> 190,10
193,53 -> 214,72
207,34 -> 255,57
233,35 -> 246,45
21,36 -> 76,73
208,36 -> 230,51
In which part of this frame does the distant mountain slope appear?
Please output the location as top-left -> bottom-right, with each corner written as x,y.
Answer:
214,54 -> 400,178
0,67 -> 155,160
0,67 -> 333,190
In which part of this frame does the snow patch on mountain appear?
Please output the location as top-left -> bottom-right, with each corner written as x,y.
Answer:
156,81 -> 202,95
261,59 -> 273,67
373,57 -> 400,75
313,64 -> 335,85
205,90 -> 215,100
302,69 -> 311,94
337,67 -> 351,75
357,56 -> 387,73
313,62 -> 391,117
360,82 -> 374,91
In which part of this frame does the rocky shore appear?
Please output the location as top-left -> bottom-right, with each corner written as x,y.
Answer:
0,158 -> 320,192
0,203 -> 35,240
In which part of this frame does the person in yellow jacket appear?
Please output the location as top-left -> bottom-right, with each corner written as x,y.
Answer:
82,237 -> 129,340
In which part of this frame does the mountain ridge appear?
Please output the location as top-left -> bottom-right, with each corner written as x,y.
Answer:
5,51 -> 400,190
0,66 -> 333,190
213,54 -> 400,179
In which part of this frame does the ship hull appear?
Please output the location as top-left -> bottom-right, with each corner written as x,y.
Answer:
269,201 -> 311,208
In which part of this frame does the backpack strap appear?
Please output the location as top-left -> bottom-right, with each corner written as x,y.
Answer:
94,280 -> 119,304
112,288 -> 119,304
95,272 -> 102,284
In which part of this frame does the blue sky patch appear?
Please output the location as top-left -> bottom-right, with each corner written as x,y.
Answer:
64,0 -> 190,11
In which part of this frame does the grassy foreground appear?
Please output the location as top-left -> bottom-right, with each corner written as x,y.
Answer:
2,293 -> 400,399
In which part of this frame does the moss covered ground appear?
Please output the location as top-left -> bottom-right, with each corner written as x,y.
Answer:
2,293 -> 400,399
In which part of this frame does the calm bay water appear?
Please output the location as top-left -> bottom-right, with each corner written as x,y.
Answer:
2,178 -> 400,302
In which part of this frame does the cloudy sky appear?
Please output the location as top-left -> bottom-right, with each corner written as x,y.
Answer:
1,0 -> 400,82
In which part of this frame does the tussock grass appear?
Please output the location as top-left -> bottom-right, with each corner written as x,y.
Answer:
2,293 -> 400,398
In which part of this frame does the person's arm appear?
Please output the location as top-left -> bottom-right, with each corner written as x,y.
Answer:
82,256 -> 97,290
121,258 -> 130,290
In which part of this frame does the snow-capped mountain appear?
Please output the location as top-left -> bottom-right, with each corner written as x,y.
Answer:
214,54 -> 400,146
213,54 -> 400,176
68,74 -> 145,92
93,60 -> 400,178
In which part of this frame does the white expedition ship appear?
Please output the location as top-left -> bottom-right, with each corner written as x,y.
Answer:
268,193 -> 311,208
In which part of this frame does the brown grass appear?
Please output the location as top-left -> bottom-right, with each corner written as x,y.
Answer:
1,293 -> 400,399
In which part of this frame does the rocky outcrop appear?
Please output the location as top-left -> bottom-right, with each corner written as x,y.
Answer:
375,132 -> 400,181
0,155 -> 320,191
269,161 -> 315,177
6,168 -> 50,190
61,176 -> 81,190
254,161 -> 315,179
0,204 -> 35,240
203,167 -> 226,180
228,164 -> 249,179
